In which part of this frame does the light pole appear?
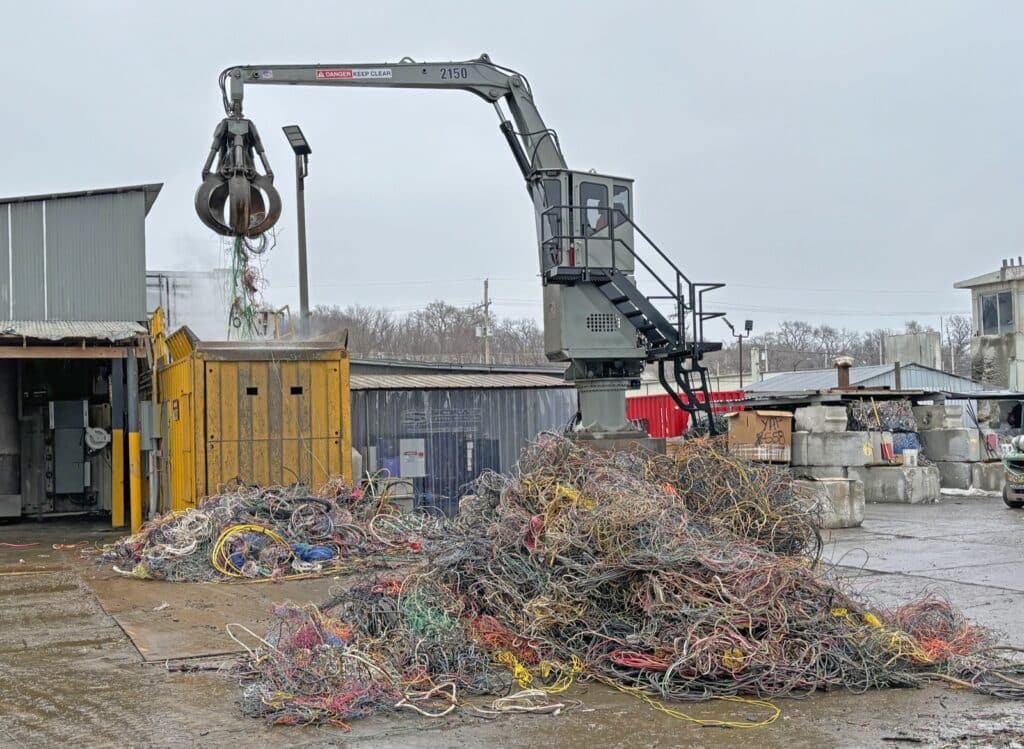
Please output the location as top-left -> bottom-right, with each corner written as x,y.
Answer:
724,318 -> 754,388
282,125 -> 312,337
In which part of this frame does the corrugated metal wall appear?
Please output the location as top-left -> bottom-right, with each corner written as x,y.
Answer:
159,358 -> 197,512
0,192 -> 146,321
351,387 -> 576,515
626,391 -> 745,438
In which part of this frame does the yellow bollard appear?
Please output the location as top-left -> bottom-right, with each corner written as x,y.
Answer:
111,428 -> 125,528
129,431 -> 142,532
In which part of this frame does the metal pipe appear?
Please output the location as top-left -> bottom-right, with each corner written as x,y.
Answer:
738,335 -> 744,389
110,358 -> 126,528
835,356 -> 853,389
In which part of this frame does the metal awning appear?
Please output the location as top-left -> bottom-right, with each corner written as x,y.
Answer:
0,320 -> 145,342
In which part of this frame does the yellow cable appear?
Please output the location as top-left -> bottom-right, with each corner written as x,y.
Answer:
495,652 -> 583,695
594,675 -> 780,728
211,524 -> 293,580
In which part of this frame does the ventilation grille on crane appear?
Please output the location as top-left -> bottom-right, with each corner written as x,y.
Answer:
586,313 -> 620,333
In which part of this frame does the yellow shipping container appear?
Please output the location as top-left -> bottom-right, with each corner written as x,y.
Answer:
156,327 -> 352,512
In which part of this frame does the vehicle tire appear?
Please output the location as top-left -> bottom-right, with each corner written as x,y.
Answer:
1003,484 -> 1024,509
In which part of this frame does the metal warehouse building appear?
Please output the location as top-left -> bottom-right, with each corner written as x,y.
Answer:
350,371 -> 575,515
745,363 -> 987,395
0,184 -> 159,526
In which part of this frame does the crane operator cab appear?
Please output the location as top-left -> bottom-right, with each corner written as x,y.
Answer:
534,170 -> 634,278
533,170 -> 645,370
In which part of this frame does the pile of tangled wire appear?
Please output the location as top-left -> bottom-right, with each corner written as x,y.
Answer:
435,436 -> 1024,704
231,578 -> 578,728
231,435 -> 1023,729
101,478 -> 443,582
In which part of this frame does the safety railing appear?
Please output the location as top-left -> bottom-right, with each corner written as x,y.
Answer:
539,202 -> 724,363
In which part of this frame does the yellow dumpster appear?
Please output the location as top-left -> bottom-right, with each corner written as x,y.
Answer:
156,327 -> 352,512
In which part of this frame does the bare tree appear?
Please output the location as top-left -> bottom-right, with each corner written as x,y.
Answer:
308,301 -> 547,364
943,314 -> 972,377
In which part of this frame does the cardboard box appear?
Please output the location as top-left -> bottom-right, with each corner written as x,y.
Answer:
725,410 -> 793,463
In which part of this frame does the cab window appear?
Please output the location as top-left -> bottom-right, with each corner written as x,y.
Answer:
542,179 -> 562,242
612,185 -> 630,227
580,182 -> 608,237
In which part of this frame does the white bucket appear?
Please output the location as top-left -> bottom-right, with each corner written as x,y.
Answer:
903,449 -> 919,467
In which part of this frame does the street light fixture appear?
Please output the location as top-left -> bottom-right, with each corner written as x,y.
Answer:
724,318 -> 754,388
282,125 -> 312,336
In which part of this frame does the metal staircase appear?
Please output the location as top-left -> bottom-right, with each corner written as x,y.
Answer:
545,209 -> 726,434
593,267 -> 723,433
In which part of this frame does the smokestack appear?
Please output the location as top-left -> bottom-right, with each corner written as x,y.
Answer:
1004,258 -> 1009,268
834,355 -> 854,389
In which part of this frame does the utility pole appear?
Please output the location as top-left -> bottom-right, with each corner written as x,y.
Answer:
940,315 -> 947,372
482,279 -> 492,366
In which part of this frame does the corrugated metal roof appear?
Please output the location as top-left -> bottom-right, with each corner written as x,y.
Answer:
748,365 -> 889,393
0,183 -> 163,216
0,320 -> 145,341
350,357 -> 567,377
350,373 -> 570,390
856,366 -> 987,393
746,363 -> 985,394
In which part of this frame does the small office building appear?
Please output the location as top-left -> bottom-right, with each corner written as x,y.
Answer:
0,184 -> 158,525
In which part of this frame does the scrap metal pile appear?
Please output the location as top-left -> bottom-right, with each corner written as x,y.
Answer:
849,398 -> 918,433
849,398 -> 924,459
231,436 -> 1024,729
101,480 -> 440,581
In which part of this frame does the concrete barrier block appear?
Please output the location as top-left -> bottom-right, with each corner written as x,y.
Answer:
794,406 -> 848,433
912,404 -> 963,430
794,478 -> 865,529
934,461 -> 972,490
971,461 -> 1005,493
919,428 -> 980,463
848,465 -> 941,504
791,432 -> 871,467
791,431 -> 808,466
792,466 -> 848,480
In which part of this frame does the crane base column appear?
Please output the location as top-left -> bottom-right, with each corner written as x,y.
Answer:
571,376 -> 665,454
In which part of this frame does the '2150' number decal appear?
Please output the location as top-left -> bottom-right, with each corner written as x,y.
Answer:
440,66 -> 469,80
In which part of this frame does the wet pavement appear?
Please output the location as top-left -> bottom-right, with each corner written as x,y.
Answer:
0,498 -> 1023,748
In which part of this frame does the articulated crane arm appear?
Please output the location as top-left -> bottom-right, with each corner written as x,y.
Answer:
196,54 -> 565,237
196,53 -> 726,442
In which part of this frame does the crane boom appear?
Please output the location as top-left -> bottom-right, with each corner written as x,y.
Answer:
222,56 -> 566,173
195,53 -> 725,445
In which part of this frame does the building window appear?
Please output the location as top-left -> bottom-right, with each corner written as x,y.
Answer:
981,291 -> 1014,335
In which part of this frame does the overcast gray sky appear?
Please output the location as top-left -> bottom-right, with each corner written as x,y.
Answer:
2,1 -> 1021,339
